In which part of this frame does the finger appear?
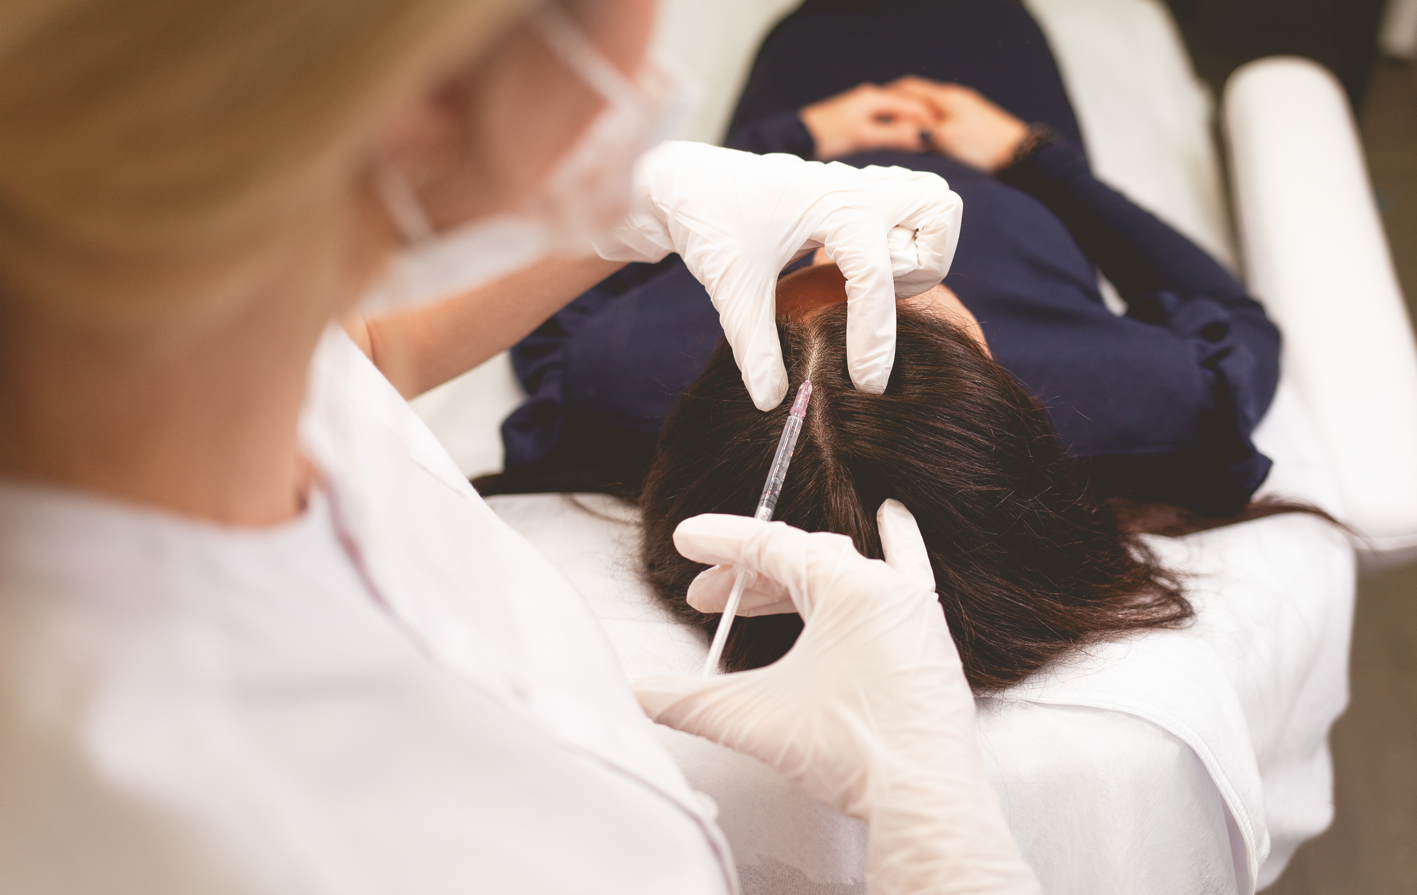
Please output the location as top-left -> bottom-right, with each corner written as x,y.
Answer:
686,564 -> 795,616
886,225 -> 923,279
878,174 -> 964,298
865,118 -> 932,152
883,74 -> 937,95
863,92 -> 938,128
673,514 -> 859,618
885,74 -> 947,90
903,185 -> 963,297
826,225 -> 896,395
877,499 -> 935,591
713,275 -> 789,411
888,80 -> 976,125
883,77 -> 945,111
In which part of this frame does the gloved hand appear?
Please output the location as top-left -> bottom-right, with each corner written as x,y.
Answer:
634,500 -> 1041,895
591,141 -> 964,410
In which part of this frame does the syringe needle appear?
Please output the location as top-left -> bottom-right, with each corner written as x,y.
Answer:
700,380 -> 812,676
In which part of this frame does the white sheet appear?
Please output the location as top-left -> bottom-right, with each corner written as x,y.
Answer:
485,467 -> 1352,895
1225,57 -> 1417,565
412,1 -> 1364,891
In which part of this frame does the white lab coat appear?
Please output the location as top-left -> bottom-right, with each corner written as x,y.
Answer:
0,328 -> 736,895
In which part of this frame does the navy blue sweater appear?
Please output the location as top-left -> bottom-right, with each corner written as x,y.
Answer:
503,3 -> 1280,514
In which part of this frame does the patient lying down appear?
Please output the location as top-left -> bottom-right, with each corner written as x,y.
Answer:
639,264 -> 1308,689
478,6 -> 1330,687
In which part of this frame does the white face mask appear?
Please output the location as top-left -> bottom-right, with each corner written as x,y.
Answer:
363,3 -> 699,312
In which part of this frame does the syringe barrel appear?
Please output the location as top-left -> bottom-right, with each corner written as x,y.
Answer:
755,413 -> 803,520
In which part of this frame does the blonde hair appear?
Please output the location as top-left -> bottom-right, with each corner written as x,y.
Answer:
0,0 -> 532,322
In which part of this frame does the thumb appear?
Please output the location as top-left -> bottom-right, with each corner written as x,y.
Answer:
632,668 -> 775,752
715,275 -> 789,411
878,498 -> 935,591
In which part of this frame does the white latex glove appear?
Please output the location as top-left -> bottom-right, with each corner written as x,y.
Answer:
592,141 -> 964,410
635,500 -> 1041,895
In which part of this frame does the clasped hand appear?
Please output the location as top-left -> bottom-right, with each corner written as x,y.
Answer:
801,76 -> 1030,172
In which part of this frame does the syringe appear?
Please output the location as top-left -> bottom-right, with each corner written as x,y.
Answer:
701,380 -> 813,676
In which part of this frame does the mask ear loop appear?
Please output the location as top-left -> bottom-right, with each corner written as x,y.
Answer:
529,3 -> 647,111
374,161 -> 436,247
364,162 -> 431,310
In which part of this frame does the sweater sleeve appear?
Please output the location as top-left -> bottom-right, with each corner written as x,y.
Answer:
723,111 -> 817,160
999,136 -> 1283,511
998,137 -> 1247,302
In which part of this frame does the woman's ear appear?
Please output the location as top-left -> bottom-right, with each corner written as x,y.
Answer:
367,19 -> 597,232
368,0 -> 659,235
367,54 -> 508,232
373,77 -> 453,168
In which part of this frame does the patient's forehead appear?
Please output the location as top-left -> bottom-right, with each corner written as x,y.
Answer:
775,260 -> 990,354
776,263 -> 851,319
774,260 -> 961,319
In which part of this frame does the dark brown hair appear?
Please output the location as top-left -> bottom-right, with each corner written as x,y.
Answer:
477,289 -> 1333,691
639,302 -> 1199,691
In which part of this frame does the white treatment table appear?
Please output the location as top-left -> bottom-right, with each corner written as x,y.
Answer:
410,1 -> 1417,892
